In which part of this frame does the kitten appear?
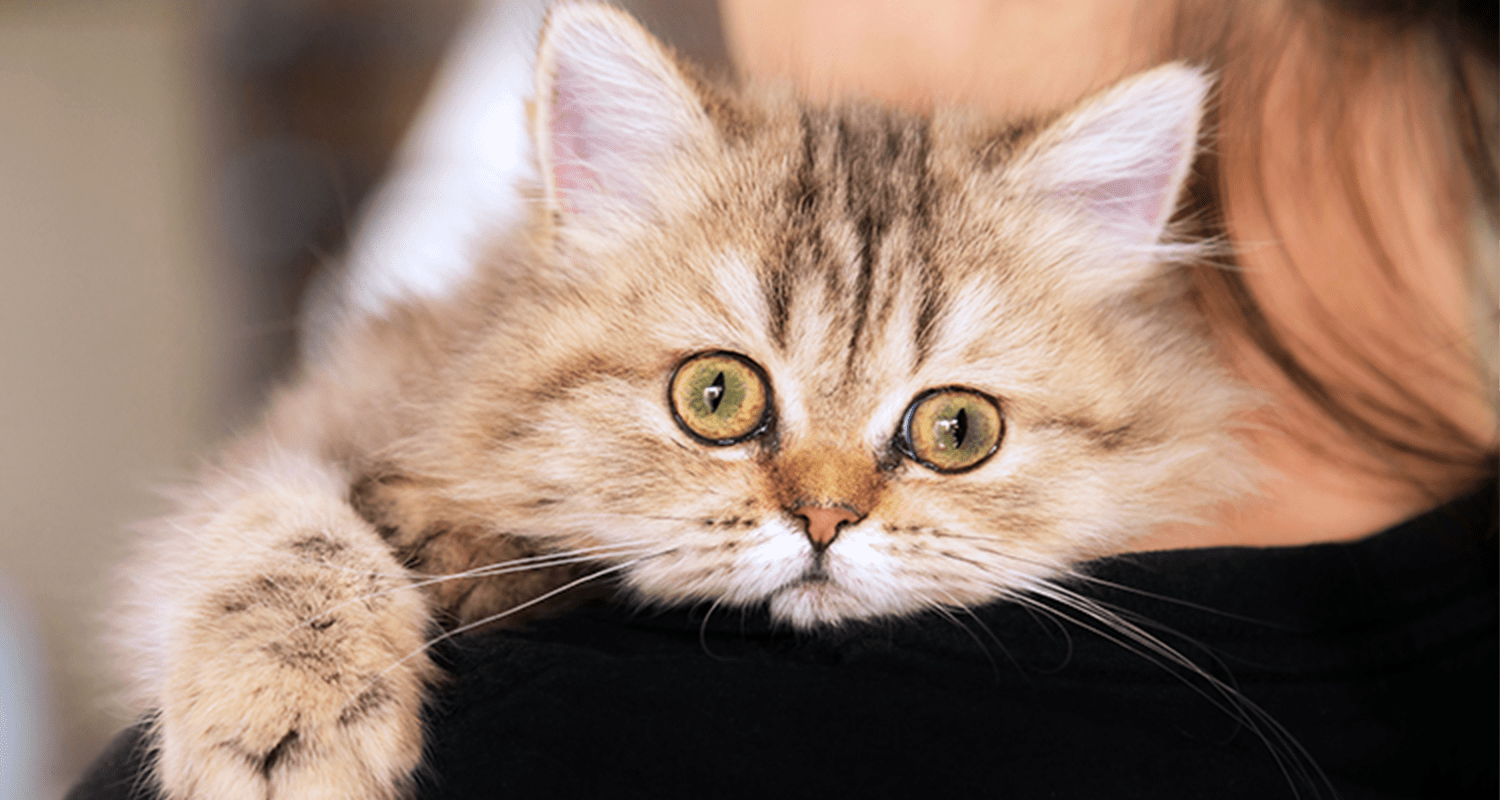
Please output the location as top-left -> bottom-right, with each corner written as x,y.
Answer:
115,3 -> 1255,798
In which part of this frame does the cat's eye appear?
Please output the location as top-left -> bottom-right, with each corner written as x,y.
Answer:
669,352 -> 772,445
901,388 -> 1003,473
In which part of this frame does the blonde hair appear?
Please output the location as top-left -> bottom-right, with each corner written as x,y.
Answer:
1162,0 -> 1498,491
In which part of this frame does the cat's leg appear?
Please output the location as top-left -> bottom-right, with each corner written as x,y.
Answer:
132,451 -> 434,800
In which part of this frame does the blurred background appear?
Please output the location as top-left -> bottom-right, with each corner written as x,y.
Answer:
0,0 -> 726,796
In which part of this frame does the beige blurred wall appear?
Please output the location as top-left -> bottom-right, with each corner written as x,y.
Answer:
0,0 -> 224,790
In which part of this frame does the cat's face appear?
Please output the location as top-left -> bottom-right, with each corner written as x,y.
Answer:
411,5 -> 1255,627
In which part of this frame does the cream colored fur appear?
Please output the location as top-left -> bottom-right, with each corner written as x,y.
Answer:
114,4 -> 1257,798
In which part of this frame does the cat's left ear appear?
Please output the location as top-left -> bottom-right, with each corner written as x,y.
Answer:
1013,64 -> 1209,253
533,3 -> 716,226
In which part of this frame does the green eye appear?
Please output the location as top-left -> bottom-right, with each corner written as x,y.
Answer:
669,352 -> 772,445
901,388 -> 1003,473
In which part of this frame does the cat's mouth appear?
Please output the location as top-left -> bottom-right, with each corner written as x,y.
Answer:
793,564 -> 831,586
765,562 -> 833,600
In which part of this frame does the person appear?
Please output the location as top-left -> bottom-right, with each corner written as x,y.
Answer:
69,1 -> 1495,798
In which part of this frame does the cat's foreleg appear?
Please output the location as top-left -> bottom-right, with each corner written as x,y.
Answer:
129,450 -> 434,800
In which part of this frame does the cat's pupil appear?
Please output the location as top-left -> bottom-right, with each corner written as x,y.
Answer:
938,408 -> 968,449
704,372 -> 726,414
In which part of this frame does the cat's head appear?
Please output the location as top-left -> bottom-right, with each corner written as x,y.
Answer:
406,3 -> 1256,627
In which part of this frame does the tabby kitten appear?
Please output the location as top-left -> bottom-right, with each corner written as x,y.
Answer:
116,3 -> 1255,798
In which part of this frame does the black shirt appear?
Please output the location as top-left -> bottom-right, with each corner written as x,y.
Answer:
69,486 -> 1497,799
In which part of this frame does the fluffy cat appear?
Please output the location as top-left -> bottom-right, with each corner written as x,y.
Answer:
116,3 -> 1256,798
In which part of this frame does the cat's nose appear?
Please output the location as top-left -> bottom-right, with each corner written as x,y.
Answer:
791,505 -> 863,551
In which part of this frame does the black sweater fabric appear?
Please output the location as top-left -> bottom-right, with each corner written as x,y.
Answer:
70,486 -> 1496,800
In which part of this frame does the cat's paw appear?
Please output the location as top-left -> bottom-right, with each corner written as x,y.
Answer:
152,504 -> 436,799
155,680 -> 422,800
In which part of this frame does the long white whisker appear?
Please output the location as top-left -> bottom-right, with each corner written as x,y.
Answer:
1017,587 -> 1243,715
438,541 -> 657,580
348,541 -> 650,600
1052,570 -> 1286,627
337,550 -> 674,722
187,510 -> 638,580
925,597 -> 1003,679
949,596 -> 1027,679
927,529 -> 1288,627
285,542 -> 657,637
417,556 -> 654,650
696,596 -> 727,657
1014,581 -> 1334,800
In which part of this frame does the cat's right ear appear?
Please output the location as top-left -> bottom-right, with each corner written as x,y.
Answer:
533,3 -> 715,229
1009,64 -> 1209,268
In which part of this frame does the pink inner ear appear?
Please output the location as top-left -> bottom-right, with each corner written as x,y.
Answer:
1086,168 -> 1175,234
540,23 -> 703,221
1058,125 -> 1187,242
1035,83 -> 1200,245
549,75 -> 600,214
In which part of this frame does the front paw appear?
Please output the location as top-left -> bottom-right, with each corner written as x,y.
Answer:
155,540 -> 435,799
156,673 -> 423,800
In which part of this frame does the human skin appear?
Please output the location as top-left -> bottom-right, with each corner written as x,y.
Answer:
719,0 -> 1496,549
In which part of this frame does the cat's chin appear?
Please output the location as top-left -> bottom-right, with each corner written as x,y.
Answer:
766,578 -> 887,629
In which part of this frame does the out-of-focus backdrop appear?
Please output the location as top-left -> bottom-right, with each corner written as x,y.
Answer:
0,1 -> 726,796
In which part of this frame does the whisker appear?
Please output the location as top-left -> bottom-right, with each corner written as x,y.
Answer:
284,542 -> 657,638
183,514 -> 540,581
1014,588 -> 1239,714
438,542 -> 657,580
925,528 -> 1287,626
952,600 -> 1026,680
369,541 -> 652,596
1012,597 -> 1075,672
1050,571 -> 1287,628
337,549 -> 676,722
1013,581 -> 1335,800
1050,593 -> 1244,688
696,596 -> 728,658
925,537 -> 1269,693
419,555 -> 659,649
200,503 -> 695,581
549,510 -> 763,525
925,597 -> 1002,681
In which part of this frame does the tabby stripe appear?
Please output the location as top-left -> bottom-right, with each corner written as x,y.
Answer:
911,117 -> 943,370
769,110 -> 819,351
846,213 -> 878,377
839,116 -> 881,380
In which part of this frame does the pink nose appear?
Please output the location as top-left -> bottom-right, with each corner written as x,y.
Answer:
791,505 -> 863,551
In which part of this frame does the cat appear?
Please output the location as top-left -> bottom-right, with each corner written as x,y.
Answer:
113,3 -> 1257,798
